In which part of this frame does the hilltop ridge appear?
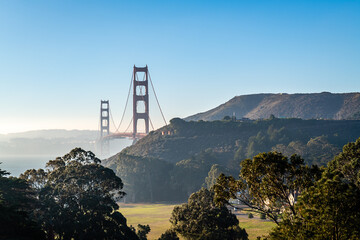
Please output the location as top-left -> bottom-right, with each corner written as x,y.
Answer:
185,92 -> 360,121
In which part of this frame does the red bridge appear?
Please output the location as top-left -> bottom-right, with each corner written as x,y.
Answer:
98,65 -> 167,155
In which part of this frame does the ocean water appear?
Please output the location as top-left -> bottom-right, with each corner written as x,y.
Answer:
0,155 -> 55,177
0,139 -> 133,177
0,138 -> 133,177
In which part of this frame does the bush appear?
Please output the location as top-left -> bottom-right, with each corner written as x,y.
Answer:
248,213 -> 254,218
158,229 -> 179,240
170,188 -> 248,239
260,213 -> 266,219
136,224 -> 151,240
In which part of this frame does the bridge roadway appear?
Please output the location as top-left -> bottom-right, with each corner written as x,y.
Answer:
102,132 -> 147,140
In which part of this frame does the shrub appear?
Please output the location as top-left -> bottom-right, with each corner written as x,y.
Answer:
158,229 -> 179,240
170,188 -> 248,239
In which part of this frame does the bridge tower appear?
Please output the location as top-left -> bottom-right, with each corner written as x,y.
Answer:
133,65 -> 149,139
100,100 -> 110,155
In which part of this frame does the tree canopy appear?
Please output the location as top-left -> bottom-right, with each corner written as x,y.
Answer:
0,165 -> 45,240
20,148 -> 139,240
214,138 -> 360,240
271,171 -> 360,240
158,229 -> 179,240
270,138 -> 360,240
170,188 -> 248,240
214,152 -> 320,224
328,137 -> 360,188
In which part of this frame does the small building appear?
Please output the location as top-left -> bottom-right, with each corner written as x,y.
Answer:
161,130 -> 174,136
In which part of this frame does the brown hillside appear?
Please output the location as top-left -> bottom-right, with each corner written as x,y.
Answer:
185,92 -> 360,121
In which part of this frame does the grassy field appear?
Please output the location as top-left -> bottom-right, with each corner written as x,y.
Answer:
234,210 -> 276,239
119,203 -> 276,240
119,203 -> 177,240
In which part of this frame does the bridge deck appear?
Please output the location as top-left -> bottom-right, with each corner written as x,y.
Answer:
103,132 -> 147,140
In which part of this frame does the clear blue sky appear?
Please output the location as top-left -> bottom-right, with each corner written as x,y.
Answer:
0,0 -> 359,134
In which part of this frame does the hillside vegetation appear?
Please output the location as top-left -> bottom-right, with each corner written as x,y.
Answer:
185,92 -> 360,121
104,117 -> 360,202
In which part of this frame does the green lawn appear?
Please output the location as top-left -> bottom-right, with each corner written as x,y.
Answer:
118,203 -> 276,240
235,210 -> 276,239
236,216 -> 276,239
119,203 -> 176,240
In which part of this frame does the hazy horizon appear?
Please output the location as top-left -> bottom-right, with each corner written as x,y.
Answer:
1,90 -> 360,134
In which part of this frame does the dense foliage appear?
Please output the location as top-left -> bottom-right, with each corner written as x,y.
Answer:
271,172 -> 360,239
169,188 -> 248,240
0,166 -> 45,240
204,164 -> 233,189
105,118 -> 360,202
133,224 -> 151,240
18,148 -> 139,240
328,137 -> 360,188
214,152 -> 321,223
215,138 -> 360,240
158,230 -> 179,240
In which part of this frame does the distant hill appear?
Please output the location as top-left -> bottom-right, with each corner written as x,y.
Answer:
0,129 -> 99,156
0,129 -> 98,140
185,92 -> 360,121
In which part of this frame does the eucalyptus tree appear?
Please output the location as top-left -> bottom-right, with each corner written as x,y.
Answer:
170,188 -> 248,240
214,152 -> 320,224
0,165 -> 45,239
21,148 -> 139,240
270,139 -> 360,240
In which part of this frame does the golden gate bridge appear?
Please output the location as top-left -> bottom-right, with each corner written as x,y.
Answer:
98,65 -> 167,155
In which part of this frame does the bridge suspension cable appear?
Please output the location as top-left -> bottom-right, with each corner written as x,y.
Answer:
109,108 -> 118,133
124,117 -> 133,133
113,73 -> 134,132
148,71 -> 167,126
149,116 -> 155,131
